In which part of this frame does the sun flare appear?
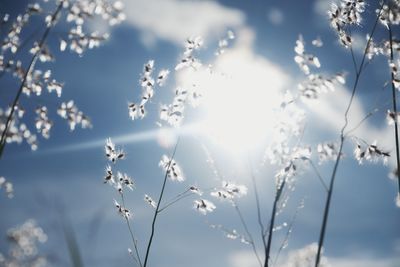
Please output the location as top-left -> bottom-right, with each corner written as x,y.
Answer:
177,42 -> 288,155
200,75 -> 280,154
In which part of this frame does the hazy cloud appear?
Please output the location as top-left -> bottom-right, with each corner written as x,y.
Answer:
121,0 -> 245,46
267,8 -> 284,25
229,248 -> 400,267
314,0 -> 334,17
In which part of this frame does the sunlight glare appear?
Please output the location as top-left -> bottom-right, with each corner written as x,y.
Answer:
178,44 -> 288,155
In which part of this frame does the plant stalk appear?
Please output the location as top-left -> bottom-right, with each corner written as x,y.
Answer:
0,2 -> 63,158
264,175 -> 287,267
121,194 -> 143,267
388,24 -> 400,196
314,5 -> 382,265
143,139 -> 179,267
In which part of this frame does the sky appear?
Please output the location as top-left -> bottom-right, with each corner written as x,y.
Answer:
0,0 -> 400,266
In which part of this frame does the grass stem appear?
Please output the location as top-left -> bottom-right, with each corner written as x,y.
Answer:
143,138 -> 180,267
314,5 -> 383,265
0,2 -> 64,158
388,24 -> 400,196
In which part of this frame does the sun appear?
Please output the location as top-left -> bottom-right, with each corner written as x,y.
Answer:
199,70 -> 282,155
177,44 -> 288,155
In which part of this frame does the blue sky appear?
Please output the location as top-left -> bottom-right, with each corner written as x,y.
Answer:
0,0 -> 399,266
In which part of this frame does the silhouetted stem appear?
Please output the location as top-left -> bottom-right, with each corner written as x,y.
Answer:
121,194 -> 142,267
0,2 -> 63,158
388,24 -> 400,196
233,200 -> 263,267
307,159 -> 328,192
314,138 -> 343,267
143,139 -> 179,267
158,189 -> 192,213
314,5 -> 382,266
247,165 -> 267,266
272,198 -> 304,266
264,172 -> 288,267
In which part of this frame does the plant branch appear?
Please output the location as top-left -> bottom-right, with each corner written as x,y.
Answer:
264,164 -> 290,267
158,189 -> 192,213
143,138 -> 180,267
344,110 -> 376,136
345,81 -> 391,136
248,165 -> 267,265
272,198 -> 304,267
0,2 -> 64,158
233,200 -> 263,267
349,29 -> 359,74
306,159 -> 329,192
314,5 -> 383,266
388,24 -> 400,196
121,193 -> 142,267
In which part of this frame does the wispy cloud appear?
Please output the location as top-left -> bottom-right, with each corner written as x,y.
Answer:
120,0 -> 245,46
228,248 -> 400,267
267,8 -> 284,25
350,33 -> 367,55
304,82 -> 394,167
314,0 -> 334,18
229,250 -> 260,267
329,257 -> 400,267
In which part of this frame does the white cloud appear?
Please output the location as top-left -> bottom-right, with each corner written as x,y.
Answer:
120,0 -> 245,46
267,8 -> 284,25
228,248 -> 400,267
229,250 -> 260,267
303,82 -> 395,167
303,83 -> 365,135
139,30 -> 158,50
175,27 -> 289,95
280,243 -> 329,267
351,33 -> 367,54
314,0 -> 335,17
329,257 -> 400,267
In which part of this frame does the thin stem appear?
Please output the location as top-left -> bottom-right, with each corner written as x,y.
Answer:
314,5 -> 383,266
143,138 -> 180,267
344,110 -> 376,136
249,166 -> 267,264
388,24 -> 400,196
314,137 -> 344,267
272,199 -> 304,267
345,82 -> 391,136
264,168 -> 289,267
264,129 -> 306,267
350,47 -> 359,74
348,29 -> 359,74
233,200 -> 263,267
121,194 -> 142,267
0,2 -> 64,158
158,189 -> 192,213
201,143 -> 223,182
306,159 -> 329,192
